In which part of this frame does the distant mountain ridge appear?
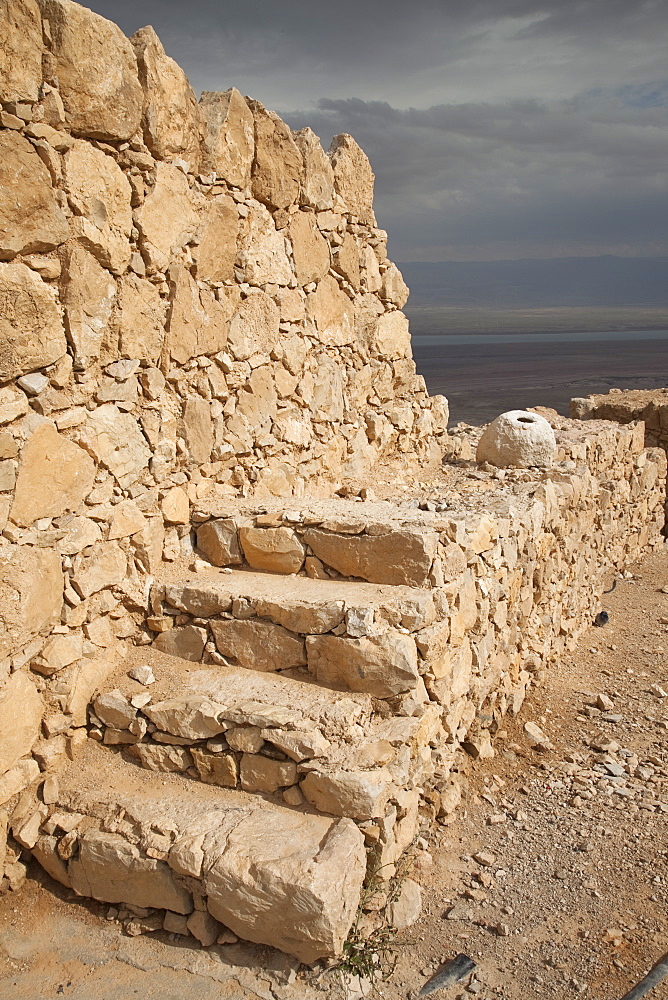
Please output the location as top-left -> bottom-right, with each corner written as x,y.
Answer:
397,256 -> 668,308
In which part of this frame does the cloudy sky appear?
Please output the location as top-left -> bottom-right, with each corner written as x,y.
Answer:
90,0 -> 667,262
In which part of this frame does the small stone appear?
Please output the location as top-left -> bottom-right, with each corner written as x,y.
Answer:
495,922 -> 511,937
473,851 -> 495,867
128,665 -> 156,685
523,721 -> 552,749
17,373 -> 49,395
596,693 -> 615,711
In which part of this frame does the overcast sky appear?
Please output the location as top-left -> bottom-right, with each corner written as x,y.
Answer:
89,0 -> 667,262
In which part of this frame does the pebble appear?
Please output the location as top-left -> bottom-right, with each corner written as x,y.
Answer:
473,851 -> 495,867
128,664 -> 155,685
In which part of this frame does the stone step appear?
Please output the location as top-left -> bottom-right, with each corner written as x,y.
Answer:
191,496 -> 480,588
85,647 -> 441,844
24,739 -> 366,963
151,568 -> 446,701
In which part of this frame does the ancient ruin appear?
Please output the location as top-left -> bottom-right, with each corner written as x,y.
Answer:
0,0 -> 666,972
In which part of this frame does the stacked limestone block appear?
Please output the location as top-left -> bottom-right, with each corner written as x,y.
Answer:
0,0 -> 446,874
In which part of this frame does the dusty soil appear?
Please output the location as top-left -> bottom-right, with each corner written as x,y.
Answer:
1,549 -> 667,1000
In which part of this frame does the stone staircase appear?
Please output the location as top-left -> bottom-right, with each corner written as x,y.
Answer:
27,499 -> 457,962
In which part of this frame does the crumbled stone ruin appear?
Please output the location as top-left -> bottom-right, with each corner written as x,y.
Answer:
0,0 -> 666,968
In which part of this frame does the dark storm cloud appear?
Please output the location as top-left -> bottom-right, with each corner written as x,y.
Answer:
89,0 -> 668,259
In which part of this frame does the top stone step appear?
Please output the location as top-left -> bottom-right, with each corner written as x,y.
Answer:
192,497 -> 490,588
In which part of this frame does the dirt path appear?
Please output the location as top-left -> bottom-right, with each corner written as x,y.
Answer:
1,551 -> 667,1000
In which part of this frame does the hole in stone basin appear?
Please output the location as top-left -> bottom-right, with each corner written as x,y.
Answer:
517,417 -> 535,423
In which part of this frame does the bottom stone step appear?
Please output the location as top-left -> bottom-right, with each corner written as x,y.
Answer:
26,740 -> 367,963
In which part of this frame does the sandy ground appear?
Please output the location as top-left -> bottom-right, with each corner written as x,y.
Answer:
1,550 -> 667,1000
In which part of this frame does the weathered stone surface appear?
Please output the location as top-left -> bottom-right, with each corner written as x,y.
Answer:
32,835 -> 72,887
132,744 -> 193,773
64,140 -> 132,238
61,247 -> 116,368
153,626 -> 207,662
59,516 -> 102,555
131,26 -> 201,165
303,528 -> 437,587
300,769 -> 393,821
249,100 -> 303,211
306,633 -> 419,698
328,133 -> 375,225
161,486 -> 189,525
289,211 -> 331,286
135,162 -> 199,271
380,263 -> 409,308
166,265 -> 229,364
387,878 -> 422,929
292,128 -> 335,211
11,423 -> 95,526
38,0 -> 143,140
199,88 -> 254,188
0,671 -> 43,773
306,275 -> 355,346
196,519 -> 242,566
182,396 -> 213,465
211,619 -> 306,672
70,541 -> 126,599
331,233 -> 361,290
227,290 -> 280,361
370,310 -> 411,360
261,728 -> 330,762
61,651 -> 117,725
145,697 -> 226,740
476,410 -> 557,468
31,632 -> 83,676
0,132 -> 69,260
0,260 -> 66,382
236,202 -> 293,286
194,195 -> 239,283
69,830 -> 193,912
116,274 -> 165,365
239,525 -> 306,574
108,500 -> 146,540
74,403 -> 151,487
205,809 -> 366,962
191,749 -> 238,788
240,754 -> 297,793
0,546 -> 62,658
1,0 -> 43,102
0,386 -> 29,425
0,759 -> 40,806
93,689 -> 135,729
254,597 -> 345,636
187,908 -> 219,947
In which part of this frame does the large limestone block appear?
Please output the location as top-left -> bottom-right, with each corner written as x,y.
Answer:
227,290 -> 280,361
38,0 -> 143,140
166,265 -> 229,364
211,619 -> 306,672
300,769 -> 393,821
0,671 -> 43,773
205,810 -> 366,963
370,310 -> 411,360
194,195 -> 239,283
196,519 -> 242,567
116,274 -> 165,365
0,132 -> 69,261
331,233 -> 361,290
289,211 -> 331,286
292,128 -> 335,211
199,88 -> 254,188
254,597 -> 345,636
153,625 -> 207,662
74,403 -> 150,487
70,541 -> 126,599
236,202 -> 293,286
239,525 -> 306,574
0,545 -> 61,658
476,410 -> 557,468
303,527 -> 437,587
64,140 -> 132,238
248,100 -> 303,211
144,696 -> 227,740
240,754 -> 297,793
135,161 -> 200,271
305,275 -> 355,346
0,261 -> 67,381
182,396 -> 213,465
131,26 -> 201,166
11,423 -> 95,526
69,830 -> 193,913
62,651 -> 117,725
328,134 -> 376,225
61,246 -> 116,368
68,215 -> 130,276
1,0 -> 43,102
381,263 -> 410,308
306,633 -> 419,698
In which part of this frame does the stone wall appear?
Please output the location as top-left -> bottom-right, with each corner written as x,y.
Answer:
0,0 -> 447,825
